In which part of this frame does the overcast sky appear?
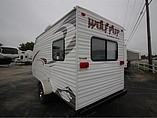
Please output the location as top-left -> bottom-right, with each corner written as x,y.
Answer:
0,0 -> 156,55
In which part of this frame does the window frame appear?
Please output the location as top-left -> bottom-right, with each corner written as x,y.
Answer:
91,36 -> 118,61
52,38 -> 65,61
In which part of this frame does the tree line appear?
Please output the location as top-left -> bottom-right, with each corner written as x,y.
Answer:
141,55 -> 157,59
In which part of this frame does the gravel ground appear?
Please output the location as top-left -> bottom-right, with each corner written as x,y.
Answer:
0,64 -> 157,117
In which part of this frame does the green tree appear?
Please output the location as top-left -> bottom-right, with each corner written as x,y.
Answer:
141,55 -> 147,59
19,42 -> 34,51
0,43 -> 3,46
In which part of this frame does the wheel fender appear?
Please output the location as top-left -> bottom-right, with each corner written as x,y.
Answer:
40,80 -> 52,95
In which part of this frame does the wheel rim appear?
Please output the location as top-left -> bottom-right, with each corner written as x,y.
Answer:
39,88 -> 43,100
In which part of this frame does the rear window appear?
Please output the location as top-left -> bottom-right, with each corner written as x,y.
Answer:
91,37 -> 118,61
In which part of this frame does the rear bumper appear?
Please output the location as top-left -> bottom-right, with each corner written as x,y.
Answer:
78,89 -> 127,113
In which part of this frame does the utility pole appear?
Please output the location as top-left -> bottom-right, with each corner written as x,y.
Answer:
145,0 -> 152,72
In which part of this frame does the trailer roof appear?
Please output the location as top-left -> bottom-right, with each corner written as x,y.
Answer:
0,46 -> 18,49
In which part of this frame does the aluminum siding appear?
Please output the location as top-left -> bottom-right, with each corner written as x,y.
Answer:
76,6 -> 124,110
32,9 -> 77,109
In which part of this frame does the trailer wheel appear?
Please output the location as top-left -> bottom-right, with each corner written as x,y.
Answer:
38,82 -> 47,104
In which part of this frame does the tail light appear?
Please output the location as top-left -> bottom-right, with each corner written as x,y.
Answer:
80,62 -> 89,69
120,60 -> 124,65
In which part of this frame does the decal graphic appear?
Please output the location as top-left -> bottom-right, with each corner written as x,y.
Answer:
35,58 -> 47,65
87,17 -> 122,37
54,27 -> 67,38
47,10 -> 76,65
65,36 -> 76,55
40,58 -> 47,64
55,86 -> 75,108
63,10 -> 76,25
53,10 -> 76,54
32,50 -> 40,62
33,10 -> 76,64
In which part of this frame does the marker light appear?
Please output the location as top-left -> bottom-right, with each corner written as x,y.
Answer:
81,12 -> 86,16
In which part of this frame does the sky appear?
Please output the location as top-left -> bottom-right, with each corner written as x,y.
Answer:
0,0 -> 156,55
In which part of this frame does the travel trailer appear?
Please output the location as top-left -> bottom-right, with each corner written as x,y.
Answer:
0,46 -> 19,65
16,50 -> 33,64
126,49 -> 141,68
127,49 -> 141,61
32,6 -> 127,111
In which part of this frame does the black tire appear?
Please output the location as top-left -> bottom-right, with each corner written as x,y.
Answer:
38,82 -> 47,104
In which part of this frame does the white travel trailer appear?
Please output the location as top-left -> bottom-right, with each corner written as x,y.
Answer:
127,49 -> 141,61
17,50 -> 33,64
32,6 -> 126,111
126,49 -> 141,68
0,46 -> 19,64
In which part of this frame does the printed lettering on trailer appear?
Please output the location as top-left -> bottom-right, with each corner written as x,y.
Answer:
88,18 -> 122,36
81,12 -> 123,39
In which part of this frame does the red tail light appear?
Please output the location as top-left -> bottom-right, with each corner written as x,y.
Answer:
80,62 -> 89,69
120,61 -> 124,65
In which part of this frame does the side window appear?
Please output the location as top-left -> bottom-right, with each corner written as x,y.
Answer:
91,37 -> 118,61
52,38 -> 64,61
21,55 -> 23,60
107,41 -> 118,60
91,37 -> 106,61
